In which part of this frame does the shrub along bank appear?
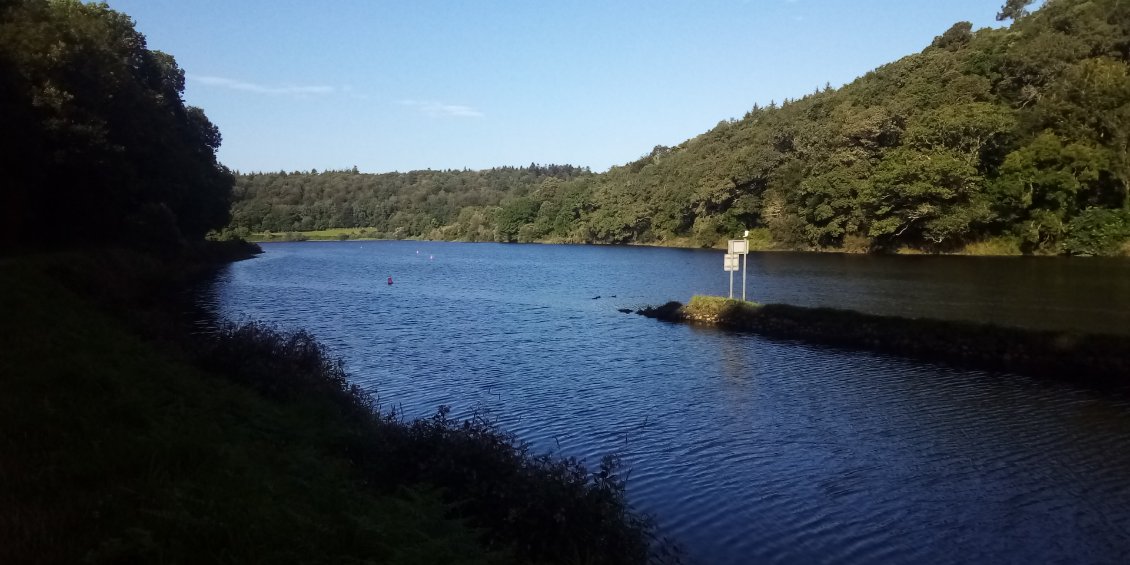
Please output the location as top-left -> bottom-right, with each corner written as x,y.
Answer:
640,296 -> 1130,390
1,255 -> 669,565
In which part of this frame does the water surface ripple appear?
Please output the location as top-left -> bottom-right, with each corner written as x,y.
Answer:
197,242 -> 1130,564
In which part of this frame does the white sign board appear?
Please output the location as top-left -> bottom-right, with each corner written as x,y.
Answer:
723,253 -> 739,271
728,239 -> 749,254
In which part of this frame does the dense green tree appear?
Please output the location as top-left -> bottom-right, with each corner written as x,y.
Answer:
229,165 -> 591,239
1063,207 -> 1130,255
905,103 -> 1016,168
865,147 -> 989,248
932,21 -> 974,51
493,197 -> 539,242
997,0 -> 1035,22
0,0 -> 232,252
993,131 -> 1120,250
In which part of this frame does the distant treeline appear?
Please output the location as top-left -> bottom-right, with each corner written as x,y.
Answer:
226,0 -> 1130,255
0,0 -> 233,253
226,164 -> 592,242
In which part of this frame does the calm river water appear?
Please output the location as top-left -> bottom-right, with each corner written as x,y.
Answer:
197,241 -> 1130,564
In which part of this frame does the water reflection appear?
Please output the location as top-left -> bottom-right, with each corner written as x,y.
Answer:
751,252 -> 1130,335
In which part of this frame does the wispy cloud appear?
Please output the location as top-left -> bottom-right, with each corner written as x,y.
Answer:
188,74 -> 335,96
399,99 -> 484,118
341,85 -> 370,100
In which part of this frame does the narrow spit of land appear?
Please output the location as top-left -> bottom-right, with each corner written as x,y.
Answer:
637,296 -> 1130,390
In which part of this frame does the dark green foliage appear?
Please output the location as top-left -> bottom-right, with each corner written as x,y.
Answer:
1063,207 -> 1130,255
997,0 -> 1036,22
362,408 -> 657,564
932,21 -> 974,50
0,0 -> 232,253
4,255 -> 670,564
229,165 -> 592,242
494,196 -> 540,242
864,147 -> 989,249
195,322 -> 665,565
0,263 -> 507,565
197,322 -> 374,422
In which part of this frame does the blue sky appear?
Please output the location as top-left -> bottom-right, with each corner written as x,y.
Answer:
102,1 -> 1025,174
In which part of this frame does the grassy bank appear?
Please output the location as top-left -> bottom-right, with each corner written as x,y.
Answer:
240,226 -> 1099,257
1,256 -> 666,564
248,227 -> 387,242
641,296 -> 1130,390
0,262 -> 506,564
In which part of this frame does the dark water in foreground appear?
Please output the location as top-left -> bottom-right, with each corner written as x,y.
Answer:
197,242 -> 1130,564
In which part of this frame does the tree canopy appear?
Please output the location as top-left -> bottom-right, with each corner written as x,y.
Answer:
0,0 -> 233,252
997,0 -> 1036,22
226,165 -> 592,243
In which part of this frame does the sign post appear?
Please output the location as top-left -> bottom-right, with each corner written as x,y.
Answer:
723,253 -> 739,298
727,238 -> 749,301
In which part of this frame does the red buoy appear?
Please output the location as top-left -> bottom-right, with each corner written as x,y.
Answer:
387,276 -> 393,285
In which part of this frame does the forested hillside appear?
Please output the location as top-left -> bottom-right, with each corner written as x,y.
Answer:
227,164 -> 592,242
227,0 -> 1130,255
0,0 -> 233,253
584,0 -> 1130,254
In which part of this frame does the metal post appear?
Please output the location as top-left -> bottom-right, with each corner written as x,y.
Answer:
741,252 -> 747,301
729,269 -> 734,299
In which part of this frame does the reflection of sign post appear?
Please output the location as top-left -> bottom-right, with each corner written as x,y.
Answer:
727,239 -> 750,301
723,253 -> 739,298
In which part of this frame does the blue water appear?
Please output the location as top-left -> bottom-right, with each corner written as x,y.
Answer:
198,241 -> 1130,564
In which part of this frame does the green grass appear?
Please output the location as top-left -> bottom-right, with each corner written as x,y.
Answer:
684,295 -> 761,321
960,236 -> 1024,256
0,263 -> 505,564
744,228 -> 776,251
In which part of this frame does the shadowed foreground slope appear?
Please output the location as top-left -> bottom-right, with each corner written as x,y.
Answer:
0,257 -> 668,564
0,262 -> 508,564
